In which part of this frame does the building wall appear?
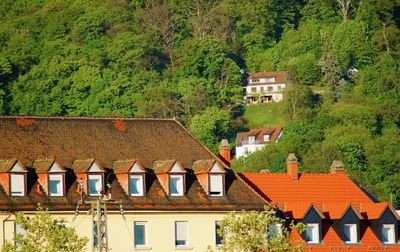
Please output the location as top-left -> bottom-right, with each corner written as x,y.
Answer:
245,84 -> 286,94
236,144 -> 265,158
0,211 -> 226,252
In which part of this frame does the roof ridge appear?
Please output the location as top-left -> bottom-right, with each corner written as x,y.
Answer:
0,116 -> 177,121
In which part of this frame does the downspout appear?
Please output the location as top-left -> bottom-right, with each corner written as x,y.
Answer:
2,211 -> 12,245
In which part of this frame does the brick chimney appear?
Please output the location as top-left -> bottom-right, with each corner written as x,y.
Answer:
219,139 -> 231,165
287,153 -> 298,180
330,160 -> 346,174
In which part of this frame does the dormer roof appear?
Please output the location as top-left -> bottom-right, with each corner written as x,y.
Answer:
72,159 -> 104,173
360,202 -> 400,220
0,159 -> 27,173
321,203 -> 363,220
113,160 -> 146,174
279,202 -> 324,219
33,159 -> 65,173
193,160 -> 226,174
153,160 -> 186,174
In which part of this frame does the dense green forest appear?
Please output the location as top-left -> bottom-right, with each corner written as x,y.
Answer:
0,0 -> 399,205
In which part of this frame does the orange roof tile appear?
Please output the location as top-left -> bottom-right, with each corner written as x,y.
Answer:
360,202 -> 400,220
239,172 -> 375,205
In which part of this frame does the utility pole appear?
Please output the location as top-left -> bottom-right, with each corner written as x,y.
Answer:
85,197 -> 122,252
75,180 -> 123,252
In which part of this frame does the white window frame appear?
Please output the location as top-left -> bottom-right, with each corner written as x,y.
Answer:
169,174 -> 184,196
48,174 -> 63,196
10,174 -> 25,196
264,134 -> 270,141
304,223 -> 320,244
343,223 -> 358,244
129,174 -> 144,196
88,174 -> 103,196
175,221 -> 188,247
134,221 -> 148,248
209,174 -> 224,196
382,224 -> 396,244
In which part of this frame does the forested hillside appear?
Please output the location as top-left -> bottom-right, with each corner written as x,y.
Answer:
0,0 -> 399,205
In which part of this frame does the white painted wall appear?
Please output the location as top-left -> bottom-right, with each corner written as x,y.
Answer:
236,144 -> 265,158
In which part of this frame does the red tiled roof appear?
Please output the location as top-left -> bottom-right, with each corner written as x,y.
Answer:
0,117 -> 266,212
236,127 -> 282,147
247,71 -> 288,85
239,172 -> 374,205
33,159 -> 56,173
241,171 -> 400,251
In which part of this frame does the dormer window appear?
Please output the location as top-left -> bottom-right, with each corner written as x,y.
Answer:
268,223 -> 282,239
47,161 -> 65,196
169,174 -> 184,196
129,175 -> 144,196
86,161 -> 104,196
153,160 -> 186,197
343,223 -> 358,243
48,174 -> 63,196
8,160 -> 27,197
10,174 -> 25,196
382,224 -> 395,244
304,223 -> 320,244
88,174 -> 102,196
209,175 -> 223,196
264,134 -> 270,141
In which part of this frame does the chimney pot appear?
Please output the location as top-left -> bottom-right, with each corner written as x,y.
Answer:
286,153 -> 298,180
219,139 -> 231,165
330,160 -> 346,174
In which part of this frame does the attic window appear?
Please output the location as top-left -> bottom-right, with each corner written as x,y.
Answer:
251,78 -> 260,83
48,174 -> 63,196
304,223 -> 320,244
169,174 -> 184,196
10,174 -> 25,196
382,224 -> 396,244
264,134 -> 270,141
265,77 -> 276,82
268,223 -> 282,239
249,136 -> 255,143
209,174 -> 223,196
88,174 -> 103,196
343,224 -> 358,243
129,174 -> 144,196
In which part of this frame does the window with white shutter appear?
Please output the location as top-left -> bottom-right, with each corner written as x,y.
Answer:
175,221 -> 188,247
209,175 -> 223,196
10,174 -> 25,196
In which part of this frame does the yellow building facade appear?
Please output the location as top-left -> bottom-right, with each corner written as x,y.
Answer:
0,117 -> 265,251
